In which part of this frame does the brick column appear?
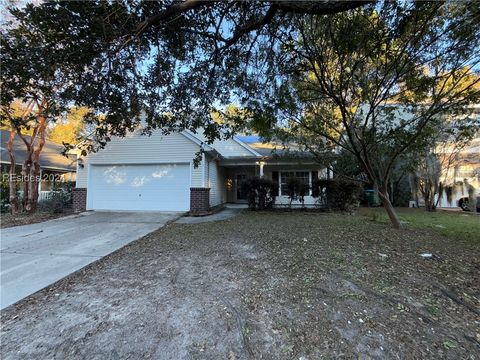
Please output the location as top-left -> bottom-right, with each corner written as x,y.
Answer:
72,188 -> 87,212
190,187 -> 210,213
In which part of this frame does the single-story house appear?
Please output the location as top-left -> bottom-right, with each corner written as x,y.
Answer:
0,130 -> 76,200
73,128 -> 328,212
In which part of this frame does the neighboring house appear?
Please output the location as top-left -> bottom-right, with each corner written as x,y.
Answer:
0,130 -> 77,200
435,135 -> 480,210
73,128 -> 327,212
358,103 -> 480,210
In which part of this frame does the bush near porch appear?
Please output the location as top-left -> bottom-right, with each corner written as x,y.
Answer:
242,176 -> 363,211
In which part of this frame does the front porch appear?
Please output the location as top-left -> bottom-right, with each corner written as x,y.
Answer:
219,159 -> 329,206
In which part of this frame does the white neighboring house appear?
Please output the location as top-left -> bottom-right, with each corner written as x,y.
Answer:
74,128 -> 327,212
435,135 -> 480,210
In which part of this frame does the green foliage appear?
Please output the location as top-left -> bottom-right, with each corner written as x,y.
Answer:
241,177 -> 277,210
0,172 -> 11,213
283,177 -> 311,208
268,1 -> 479,226
0,1 -> 364,155
38,181 -> 74,214
312,178 -> 363,212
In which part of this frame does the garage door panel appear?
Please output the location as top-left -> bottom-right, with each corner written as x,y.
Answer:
88,164 -> 190,211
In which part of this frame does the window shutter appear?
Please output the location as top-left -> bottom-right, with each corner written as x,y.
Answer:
272,171 -> 279,196
311,171 -> 319,197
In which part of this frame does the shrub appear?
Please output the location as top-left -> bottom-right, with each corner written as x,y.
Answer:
283,177 -> 311,208
312,178 -> 362,212
284,177 -> 300,206
38,182 -> 74,214
241,177 -> 277,210
1,172 -> 10,213
38,190 -> 71,213
297,183 -> 310,208
0,172 -> 19,213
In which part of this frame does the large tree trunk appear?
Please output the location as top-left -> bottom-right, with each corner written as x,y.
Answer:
6,130 -> 19,214
378,187 -> 402,229
21,151 -> 32,211
25,114 -> 47,214
424,185 -> 437,212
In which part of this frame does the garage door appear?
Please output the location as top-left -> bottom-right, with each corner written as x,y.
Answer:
87,164 -> 190,211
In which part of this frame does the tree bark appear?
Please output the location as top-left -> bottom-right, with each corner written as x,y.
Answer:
378,188 -> 402,229
6,130 -> 19,214
25,113 -> 47,214
21,145 -> 32,211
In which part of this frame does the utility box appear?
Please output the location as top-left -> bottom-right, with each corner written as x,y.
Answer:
364,189 -> 379,207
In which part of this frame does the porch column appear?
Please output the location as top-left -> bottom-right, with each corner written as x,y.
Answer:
257,161 -> 265,178
38,169 -> 42,192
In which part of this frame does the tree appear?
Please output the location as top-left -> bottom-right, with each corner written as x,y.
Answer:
2,1 -> 479,227
261,1 -> 480,228
1,0 -> 367,158
1,98 -> 51,213
1,5 -> 89,213
48,106 -> 89,145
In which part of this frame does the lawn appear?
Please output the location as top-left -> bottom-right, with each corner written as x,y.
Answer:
1,210 -> 479,359
360,207 -> 480,242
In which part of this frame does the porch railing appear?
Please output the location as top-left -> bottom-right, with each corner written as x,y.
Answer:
17,190 -> 70,203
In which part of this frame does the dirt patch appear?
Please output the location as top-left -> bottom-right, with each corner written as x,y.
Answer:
0,210 -> 75,228
1,212 -> 479,359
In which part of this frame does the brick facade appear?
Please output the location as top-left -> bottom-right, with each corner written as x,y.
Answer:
72,188 -> 87,212
190,187 -> 210,213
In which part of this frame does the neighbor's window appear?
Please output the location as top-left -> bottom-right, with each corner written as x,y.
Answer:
279,171 -> 311,196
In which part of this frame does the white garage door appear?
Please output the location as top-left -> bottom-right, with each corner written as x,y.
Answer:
87,164 -> 190,211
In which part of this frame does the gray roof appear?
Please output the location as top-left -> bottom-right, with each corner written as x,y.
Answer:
0,130 -> 76,172
236,135 -> 313,158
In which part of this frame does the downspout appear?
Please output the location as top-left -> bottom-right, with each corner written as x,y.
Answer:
202,152 -> 206,187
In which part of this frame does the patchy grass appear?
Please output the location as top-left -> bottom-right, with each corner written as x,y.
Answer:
360,207 -> 480,242
1,211 -> 479,359
0,210 -> 74,228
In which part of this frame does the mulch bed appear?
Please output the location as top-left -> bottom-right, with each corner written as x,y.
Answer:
1,212 -> 479,359
1,210 -> 75,228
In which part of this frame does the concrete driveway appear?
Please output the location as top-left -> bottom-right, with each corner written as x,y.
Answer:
0,211 -> 181,310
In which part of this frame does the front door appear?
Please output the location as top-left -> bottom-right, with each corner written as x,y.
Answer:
236,174 -> 248,201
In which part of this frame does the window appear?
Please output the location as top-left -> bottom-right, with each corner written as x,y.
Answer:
279,171 -> 311,196
295,171 -> 310,187
280,172 -> 294,195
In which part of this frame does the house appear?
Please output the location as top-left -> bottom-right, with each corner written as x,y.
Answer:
73,128 -> 327,212
0,130 -> 76,200
435,135 -> 480,210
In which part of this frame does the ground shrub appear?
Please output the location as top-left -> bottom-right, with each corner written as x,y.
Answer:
1,172 -> 11,213
241,177 -> 277,210
312,178 -> 363,211
284,177 -> 310,207
38,182 -> 74,214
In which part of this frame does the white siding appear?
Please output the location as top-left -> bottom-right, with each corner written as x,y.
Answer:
76,131 -> 203,188
207,158 -> 226,206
